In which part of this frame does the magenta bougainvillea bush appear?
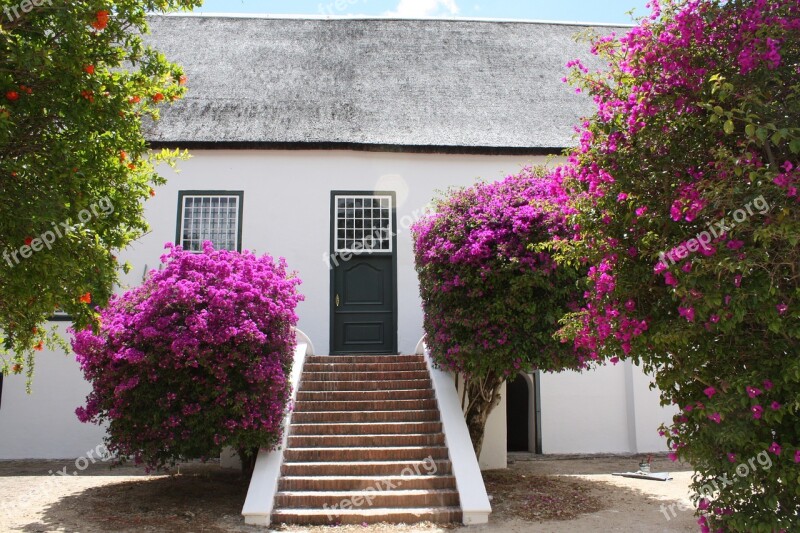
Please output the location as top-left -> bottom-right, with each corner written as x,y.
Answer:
73,242 -> 303,472
556,0 -> 799,530
412,167 -> 582,455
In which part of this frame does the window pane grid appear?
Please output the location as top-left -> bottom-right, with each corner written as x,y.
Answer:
180,195 -> 240,252
334,195 -> 392,253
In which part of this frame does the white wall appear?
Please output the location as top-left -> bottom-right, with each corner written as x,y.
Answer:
629,360 -> 677,452
479,384 -> 507,470
539,362 -> 676,454
0,329 -> 107,459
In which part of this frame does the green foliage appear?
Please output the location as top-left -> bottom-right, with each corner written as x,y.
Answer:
0,1 -> 200,375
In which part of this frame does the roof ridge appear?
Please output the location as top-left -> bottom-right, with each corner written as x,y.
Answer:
149,12 -> 635,27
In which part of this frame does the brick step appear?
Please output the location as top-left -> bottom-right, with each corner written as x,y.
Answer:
279,475 -> 456,491
294,399 -> 438,412
304,362 -> 427,373
302,370 -> 431,382
271,506 -> 462,525
292,410 -> 439,424
275,489 -> 460,509
295,389 -> 434,402
290,421 -> 443,436
287,433 -> 445,448
270,354 -> 460,526
299,379 -> 431,392
281,460 -> 453,477
306,355 -> 424,364
284,446 -> 449,462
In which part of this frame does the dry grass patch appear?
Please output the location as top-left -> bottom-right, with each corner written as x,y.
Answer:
483,468 -> 606,522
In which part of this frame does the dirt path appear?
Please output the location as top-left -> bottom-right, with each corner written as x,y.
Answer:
0,456 -> 698,532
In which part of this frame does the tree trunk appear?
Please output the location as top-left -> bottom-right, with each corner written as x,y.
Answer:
462,371 -> 505,459
238,446 -> 258,479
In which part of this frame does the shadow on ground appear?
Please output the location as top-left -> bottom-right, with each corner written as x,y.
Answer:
17,468 -> 253,533
3,456 -> 696,533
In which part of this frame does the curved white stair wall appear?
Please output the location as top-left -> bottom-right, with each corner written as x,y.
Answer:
417,339 -> 492,525
242,329 -> 313,526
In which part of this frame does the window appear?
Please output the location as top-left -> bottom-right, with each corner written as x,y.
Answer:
334,194 -> 393,253
176,191 -> 243,252
49,291 -> 96,322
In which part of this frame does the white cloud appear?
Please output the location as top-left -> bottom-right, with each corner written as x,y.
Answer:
386,0 -> 460,17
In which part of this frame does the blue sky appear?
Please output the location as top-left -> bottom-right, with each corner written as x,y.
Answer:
194,0 -> 650,24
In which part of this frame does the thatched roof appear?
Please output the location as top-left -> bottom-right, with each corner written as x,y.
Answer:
143,15 -> 627,153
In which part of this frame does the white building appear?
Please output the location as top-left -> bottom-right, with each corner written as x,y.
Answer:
0,15 -> 675,470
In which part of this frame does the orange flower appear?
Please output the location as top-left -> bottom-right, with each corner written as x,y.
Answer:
23,236 -> 33,246
84,65 -> 95,75
152,92 -> 165,103
34,341 -> 44,351
179,75 -> 188,85
6,90 -> 19,101
129,95 -> 141,104
80,90 -> 94,102
119,150 -> 127,161
128,163 -> 136,170
79,292 -> 92,304
19,85 -> 32,94
149,188 -> 156,197
12,364 -> 22,373
91,10 -> 110,30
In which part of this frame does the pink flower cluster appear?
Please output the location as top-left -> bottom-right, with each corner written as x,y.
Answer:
773,161 -> 799,201
412,167 -> 582,376
415,167 -> 574,275
72,242 -> 303,470
559,0 -> 798,361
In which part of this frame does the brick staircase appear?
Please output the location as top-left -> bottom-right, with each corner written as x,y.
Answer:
270,354 -> 462,525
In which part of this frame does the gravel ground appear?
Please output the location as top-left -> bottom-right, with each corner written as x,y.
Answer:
0,455 -> 697,532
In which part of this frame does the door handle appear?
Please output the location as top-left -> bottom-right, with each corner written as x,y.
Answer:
335,294 -> 340,307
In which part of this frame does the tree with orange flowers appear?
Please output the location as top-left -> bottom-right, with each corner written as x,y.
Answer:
0,1 -> 201,376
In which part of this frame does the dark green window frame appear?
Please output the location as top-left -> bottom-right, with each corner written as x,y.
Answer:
175,191 -> 244,252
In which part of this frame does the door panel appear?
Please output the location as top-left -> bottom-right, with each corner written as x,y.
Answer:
343,322 -> 385,346
333,256 -> 394,354
343,262 -> 386,305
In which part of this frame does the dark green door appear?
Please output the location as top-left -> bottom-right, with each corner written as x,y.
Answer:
330,192 -> 397,355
